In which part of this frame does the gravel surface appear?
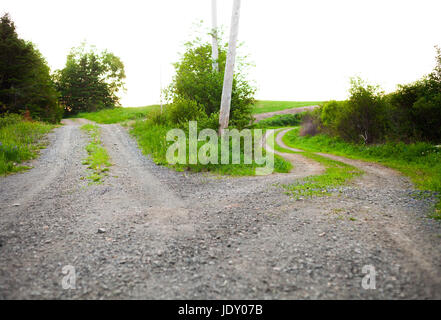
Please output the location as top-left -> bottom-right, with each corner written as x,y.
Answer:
0,121 -> 440,299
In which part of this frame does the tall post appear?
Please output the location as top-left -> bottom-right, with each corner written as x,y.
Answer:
218,0 -> 241,135
211,0 -> 219,72
159,62 -> 163,114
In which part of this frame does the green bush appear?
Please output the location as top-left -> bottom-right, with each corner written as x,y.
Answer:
166,98 -> 208,128
256,113 -> 306,128
388,47 -> 441,143
0,113 -> 22,128
318,78 -> 390,144
165,35 -> 255,130
0,114 -> 54,175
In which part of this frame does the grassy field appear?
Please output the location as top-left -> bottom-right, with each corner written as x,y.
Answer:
74,105 -> 160,124
130,121 -> 291,176
0,114 -> 54,175
252,100 -> 323,114
282,127 -> 441,218
80,124 -> 111,184
72,101 -> 321,123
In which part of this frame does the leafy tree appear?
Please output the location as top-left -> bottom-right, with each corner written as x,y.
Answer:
55,44 -> 126,116
166,36 -> 255,129
389,46 -> 441,142
0,13 -> 62,123
319,78 -> 389,144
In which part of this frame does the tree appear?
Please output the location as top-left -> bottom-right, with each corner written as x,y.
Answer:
167,33 -> 255,130
389,46 -> 441,142
55,44 -> 126,116
0,13 -> 62,123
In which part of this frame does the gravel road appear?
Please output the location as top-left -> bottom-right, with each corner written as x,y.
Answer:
0,120 -> 440,299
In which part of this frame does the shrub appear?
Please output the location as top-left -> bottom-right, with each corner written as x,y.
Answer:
166,98 -> 208,128
165,34 -> 255,131
0,113 -> 22,128
256,113 -> 306,128
318,78 -> 390,143
300,109 -> 321,136
388,46 -> 441,143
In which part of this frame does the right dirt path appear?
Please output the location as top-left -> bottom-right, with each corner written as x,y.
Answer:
274,128 -> 441,297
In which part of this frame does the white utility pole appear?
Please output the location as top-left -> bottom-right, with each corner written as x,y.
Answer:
211,0 -> 219,72
160,64 -> 163,114
218,0 -> 241,135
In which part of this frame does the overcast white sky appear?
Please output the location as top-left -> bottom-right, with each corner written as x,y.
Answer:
2,0 -> 441,107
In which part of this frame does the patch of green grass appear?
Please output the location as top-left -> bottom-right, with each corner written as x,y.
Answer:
129,121 -> 291,176
1,114 -> 54,175
74,105 -> 160,124
252,100 -> 323,114
80,124 -> 111,184
283,127 -> 441,214
254,113 -> 306,128
265,128 -> 363,199
281,151 -> 363,200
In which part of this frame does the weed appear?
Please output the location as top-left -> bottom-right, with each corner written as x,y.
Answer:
80,124 -> 111,184
0,114 -> 54,175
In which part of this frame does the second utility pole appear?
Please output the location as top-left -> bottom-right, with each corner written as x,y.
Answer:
211,0 -> 219,72
218,0 -> 241,135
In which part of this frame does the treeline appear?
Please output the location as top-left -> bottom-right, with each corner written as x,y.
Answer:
308,47 -> 441,144
0,14 -> 125,123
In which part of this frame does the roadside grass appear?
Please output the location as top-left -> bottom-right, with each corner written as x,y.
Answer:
130,121 -> 291,176
254,113 -> 306,128
0,114 -> 54,175
281,152 -> 363,199
74,105 -> 160,124
283,127 -> 441,217
80,124 -> 111,184
267,128 -> 363,199
252,100 -> 323,114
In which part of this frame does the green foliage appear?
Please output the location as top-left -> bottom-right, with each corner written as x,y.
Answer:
320,78 -> 389,144
252,101 -> 323,114
166,36 -> 255,130
130,118 -> 291,176
317,47 -> 441,144
389,65 -> 441,142
74,105 -> 159,124
0,14 -> 62,123
0,114 -> 54,175
282,152 -> 362,200
255,113 -> 305,128
166,98 -> 208,128
283,128 -> 441,212
80,124 -> 111,184
55,43 -> 126,116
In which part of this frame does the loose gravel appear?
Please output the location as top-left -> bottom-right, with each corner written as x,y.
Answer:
0,121 -> 440,299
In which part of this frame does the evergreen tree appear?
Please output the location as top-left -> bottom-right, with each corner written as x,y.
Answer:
0,13 -> 62,123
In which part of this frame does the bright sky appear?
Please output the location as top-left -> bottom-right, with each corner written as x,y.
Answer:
2,0 -> 441,107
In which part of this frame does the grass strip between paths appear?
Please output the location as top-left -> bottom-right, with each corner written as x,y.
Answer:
80,124 -> 111,184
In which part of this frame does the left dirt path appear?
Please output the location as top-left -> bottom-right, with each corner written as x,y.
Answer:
0,119 -> 187,298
